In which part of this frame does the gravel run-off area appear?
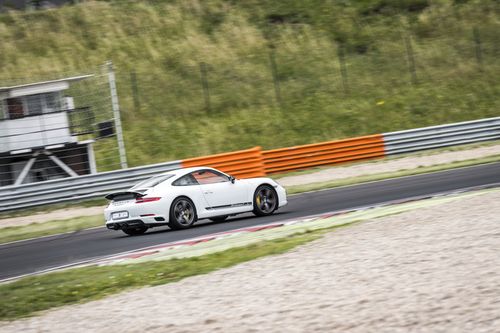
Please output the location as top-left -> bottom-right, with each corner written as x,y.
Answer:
2,189 -> 499,332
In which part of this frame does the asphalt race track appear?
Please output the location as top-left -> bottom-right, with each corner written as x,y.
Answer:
1,162 -> 499,280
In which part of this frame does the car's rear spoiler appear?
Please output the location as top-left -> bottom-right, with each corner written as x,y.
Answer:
104,191 -> 146,201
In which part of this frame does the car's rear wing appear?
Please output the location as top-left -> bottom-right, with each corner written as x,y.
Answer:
104,191 -> 146,201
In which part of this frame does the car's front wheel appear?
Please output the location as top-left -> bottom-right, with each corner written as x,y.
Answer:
253,185 -> 278,216
168,197 -> 197,230
122,226 -> 148,236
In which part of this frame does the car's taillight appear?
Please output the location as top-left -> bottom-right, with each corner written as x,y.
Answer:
135,197 -> 161,204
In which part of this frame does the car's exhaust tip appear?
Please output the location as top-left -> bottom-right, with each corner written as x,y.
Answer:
106,223 -> 121,230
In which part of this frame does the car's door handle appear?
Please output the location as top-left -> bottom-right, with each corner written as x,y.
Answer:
204,191 -> 213,194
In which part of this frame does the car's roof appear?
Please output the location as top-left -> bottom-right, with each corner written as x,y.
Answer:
158,166 -> 219,178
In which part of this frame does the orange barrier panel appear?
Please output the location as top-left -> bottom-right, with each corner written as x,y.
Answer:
262,134 -> 386,174
181,135 -> 386,177
182,146 -> 266,179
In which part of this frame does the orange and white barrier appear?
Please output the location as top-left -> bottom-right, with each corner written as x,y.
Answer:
181,116 -> 500,178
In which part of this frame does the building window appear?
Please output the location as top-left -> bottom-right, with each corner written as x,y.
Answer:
26,94 -> 43,115
45,92 -> 59,112
5,92 -> 62,119
0,100 -> 7,120
7,98 -> 24,119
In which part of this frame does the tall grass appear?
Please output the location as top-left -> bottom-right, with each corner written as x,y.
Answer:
0,0 -> 498,167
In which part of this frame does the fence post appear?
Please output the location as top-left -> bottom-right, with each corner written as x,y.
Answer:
130,70 -> 141,112
337,44 -> 349,94
199,62 -> 211,113
107,61 -> 128,169
268,48 -> 282,107
473,27 -> 483,69
403,33 -> 418,85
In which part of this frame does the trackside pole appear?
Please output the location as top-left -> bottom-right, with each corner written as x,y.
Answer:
107,60 -> 128,169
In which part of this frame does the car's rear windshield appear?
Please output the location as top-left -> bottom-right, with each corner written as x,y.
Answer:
131,174 -> 174,189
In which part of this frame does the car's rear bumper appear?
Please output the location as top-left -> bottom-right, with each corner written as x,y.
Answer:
105,214 -> 168,230
104,199 -> 169,230
106,219 -> 146,230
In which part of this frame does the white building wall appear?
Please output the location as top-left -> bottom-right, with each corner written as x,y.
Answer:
0,112 -> 76,153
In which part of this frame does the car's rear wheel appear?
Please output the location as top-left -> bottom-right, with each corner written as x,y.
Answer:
168,197 -> 197,230
122,226 -> 148,236
253,185 -> 278,216
209,215 -> 228,222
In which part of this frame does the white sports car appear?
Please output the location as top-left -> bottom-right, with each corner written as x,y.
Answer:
104,166 -> 287,235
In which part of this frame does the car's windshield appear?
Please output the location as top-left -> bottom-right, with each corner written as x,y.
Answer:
131,174 -> 174,189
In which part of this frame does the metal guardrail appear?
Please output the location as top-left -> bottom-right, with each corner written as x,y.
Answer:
1,116 -> 499,212
383,117 -> 500,155
0,160 -> 181,212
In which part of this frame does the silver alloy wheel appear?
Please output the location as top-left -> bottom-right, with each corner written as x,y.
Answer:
173,199 -> 195,225
256,187 -> 277,213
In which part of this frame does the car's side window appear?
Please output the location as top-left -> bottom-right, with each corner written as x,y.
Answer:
191,170 -> 230,185
172,174 -> 199,186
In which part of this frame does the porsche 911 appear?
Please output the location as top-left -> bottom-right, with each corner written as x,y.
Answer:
104,167 -> 287,235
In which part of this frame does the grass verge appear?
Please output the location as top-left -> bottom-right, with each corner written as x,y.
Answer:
286,155 -> 500,194
0,215 -> 103,244
0,229 -> 326,321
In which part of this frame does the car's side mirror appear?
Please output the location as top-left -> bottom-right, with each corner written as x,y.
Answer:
229,176 -> 235,184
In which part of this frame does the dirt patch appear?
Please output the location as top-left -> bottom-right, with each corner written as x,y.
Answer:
2,190 -> 499,332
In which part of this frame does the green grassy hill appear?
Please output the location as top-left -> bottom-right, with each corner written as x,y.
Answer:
0,0 -> 498,168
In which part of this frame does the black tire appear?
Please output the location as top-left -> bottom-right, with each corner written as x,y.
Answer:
122,226 -> 148,236
168,197 -> 197,230
253,185 -> 278,217
209,215 -> 228,223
